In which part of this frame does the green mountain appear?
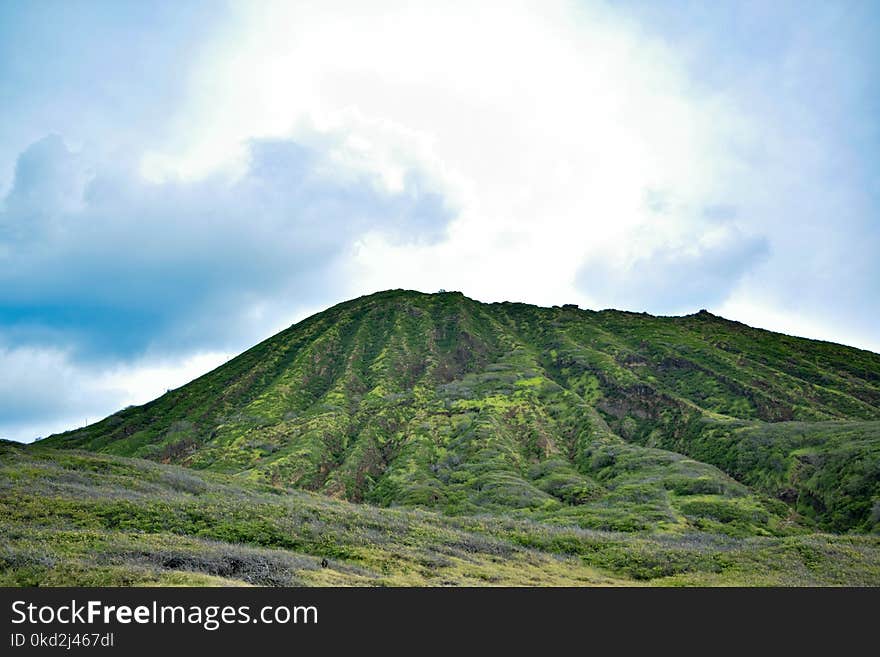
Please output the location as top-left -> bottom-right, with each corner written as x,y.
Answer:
40,289 -> 880,536
4,289 -> 878,586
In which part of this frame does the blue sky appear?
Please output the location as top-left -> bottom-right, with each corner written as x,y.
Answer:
1,0 -> 878,441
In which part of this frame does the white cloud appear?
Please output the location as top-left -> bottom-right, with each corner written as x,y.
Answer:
0,346 -> 232,442
137,0 -> 751,312
715,295 -> 880,356
1,133 -> 451,359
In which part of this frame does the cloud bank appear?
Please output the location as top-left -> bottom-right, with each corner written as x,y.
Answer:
0,134 -> 451,359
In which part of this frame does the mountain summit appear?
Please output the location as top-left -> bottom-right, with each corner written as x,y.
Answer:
42,289 -> 880,533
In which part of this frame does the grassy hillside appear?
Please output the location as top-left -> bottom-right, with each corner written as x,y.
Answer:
3,442 -> 879,586
41,290 -> 880,534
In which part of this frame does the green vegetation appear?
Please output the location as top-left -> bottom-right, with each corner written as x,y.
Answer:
7,289 -> 878,585
3,443 -> 878,586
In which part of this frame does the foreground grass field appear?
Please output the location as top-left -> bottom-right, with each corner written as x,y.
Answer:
2,442 -> 878,586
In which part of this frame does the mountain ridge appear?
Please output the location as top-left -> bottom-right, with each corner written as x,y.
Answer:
40,289 -> 880,534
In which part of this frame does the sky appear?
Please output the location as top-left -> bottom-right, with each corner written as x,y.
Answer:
1,0 -> 878,442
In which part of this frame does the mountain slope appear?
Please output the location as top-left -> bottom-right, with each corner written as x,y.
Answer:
4,441 -> 879,586
41,289 -> 880,533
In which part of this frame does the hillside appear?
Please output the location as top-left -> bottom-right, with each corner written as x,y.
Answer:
40,289 -> 880,535
3,441 -> 879,586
